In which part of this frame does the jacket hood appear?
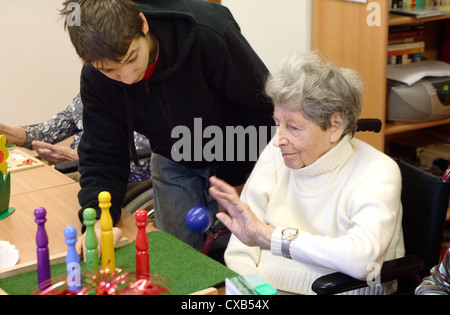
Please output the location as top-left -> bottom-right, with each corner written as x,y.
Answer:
135,0 -> 198,82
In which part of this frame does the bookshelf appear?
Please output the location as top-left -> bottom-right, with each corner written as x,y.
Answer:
385,116 -> 450,135
313,0 -> 450,220
312,0 -> 449,153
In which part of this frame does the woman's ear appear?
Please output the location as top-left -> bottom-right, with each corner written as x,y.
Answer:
329,113 -> 345,143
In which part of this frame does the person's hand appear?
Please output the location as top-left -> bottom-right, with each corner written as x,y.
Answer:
32,140 -> 79,164
75,221 -> 123,261
0,124 -> 26,146
216,182 -> 244,214
208,176 -> 273,249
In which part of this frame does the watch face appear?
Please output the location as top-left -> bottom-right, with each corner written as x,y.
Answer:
282,228 -> 298,238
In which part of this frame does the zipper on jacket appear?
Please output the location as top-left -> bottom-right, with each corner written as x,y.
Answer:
145,81 -> 150,94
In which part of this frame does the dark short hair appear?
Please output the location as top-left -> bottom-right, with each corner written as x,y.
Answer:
61,0 -> 144,64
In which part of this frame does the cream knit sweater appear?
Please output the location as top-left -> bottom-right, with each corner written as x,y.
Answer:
224,135 -> 405,295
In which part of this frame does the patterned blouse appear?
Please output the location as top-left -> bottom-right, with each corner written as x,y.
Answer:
415,248 -> 450,295
21,94 -> 151,183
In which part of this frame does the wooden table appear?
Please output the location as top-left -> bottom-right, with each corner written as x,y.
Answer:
0,154 -> 224,295
4,183 -> 81,263
1,152 -> 153,270
10,163 -> 75,197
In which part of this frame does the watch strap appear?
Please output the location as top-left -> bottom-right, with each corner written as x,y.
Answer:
281,228 -> 298,259
281,238 -> 292,259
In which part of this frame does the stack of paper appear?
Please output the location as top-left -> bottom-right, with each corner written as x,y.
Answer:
387,60 -> 450,86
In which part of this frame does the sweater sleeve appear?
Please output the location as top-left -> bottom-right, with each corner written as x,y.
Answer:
224,140 -> 278,274
77,68 -> 130,226
21,94 -> 82,150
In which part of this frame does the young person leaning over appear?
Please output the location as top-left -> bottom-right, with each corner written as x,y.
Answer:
60,0 -> 274,252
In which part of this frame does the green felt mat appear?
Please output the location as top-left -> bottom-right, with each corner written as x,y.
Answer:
0,231 -> 237,295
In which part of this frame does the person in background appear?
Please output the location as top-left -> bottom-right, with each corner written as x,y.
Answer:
208,51 -> 405,295
415,248 -> 450,295
0,93 -> 151,183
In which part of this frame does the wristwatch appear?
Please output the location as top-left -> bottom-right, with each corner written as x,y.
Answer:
281,228 -> 298,259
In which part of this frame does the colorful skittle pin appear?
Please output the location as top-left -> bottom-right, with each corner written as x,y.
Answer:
64,226 -> 81,293
99,191 -> 115,272
83,208 -> 99,274
135,209 -> 149,280
35,207 -> 51,290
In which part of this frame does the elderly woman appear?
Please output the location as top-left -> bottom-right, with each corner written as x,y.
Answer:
208,51 -> 405,295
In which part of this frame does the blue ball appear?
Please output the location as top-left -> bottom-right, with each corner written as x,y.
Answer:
184,206 -> 213,233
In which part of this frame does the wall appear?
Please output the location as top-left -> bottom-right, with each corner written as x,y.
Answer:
222,0 -> 312,72
0,0 -> 311,126
0,0 -> 82,126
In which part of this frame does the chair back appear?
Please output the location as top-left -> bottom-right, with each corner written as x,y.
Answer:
394,158 -> 450,275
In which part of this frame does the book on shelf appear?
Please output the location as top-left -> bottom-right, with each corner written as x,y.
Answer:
388,47 -> 424,57
388,27 -> 424,44
437,1 -> 450,11
388,34 -> 425,45
388,53 -> 423,64
425,0 -> 450,11
389,23 -> 425,34
388,24 -> 425,64
391,0 -> 450,11
390,5 -> 448,18
388,41 -> 425,52
391,0 -> 428,9
391,0 -> 406,9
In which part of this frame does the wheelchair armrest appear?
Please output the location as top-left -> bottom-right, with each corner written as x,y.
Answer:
54,160 -> 79,174
200,220 -> 230,255
311,255 -> 423,295
356,119 -> 382,133
54,148 -> 151,175
137,147 -> 152,159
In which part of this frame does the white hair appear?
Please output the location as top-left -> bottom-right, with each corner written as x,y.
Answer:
265,51 -> 363,136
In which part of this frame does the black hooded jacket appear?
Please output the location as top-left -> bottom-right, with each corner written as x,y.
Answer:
78,0 -> 274,224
